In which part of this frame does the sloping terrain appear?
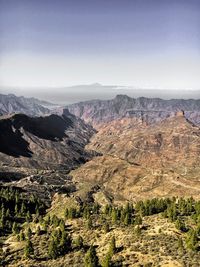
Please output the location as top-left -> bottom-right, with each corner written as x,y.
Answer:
70,112 -> 200,203
67,95 -> 200,127
0,94 -> 52,116
0,109 -> 96,170
2,188 -> 200,267
0,96 -> 200,266
87,111 -> 200,168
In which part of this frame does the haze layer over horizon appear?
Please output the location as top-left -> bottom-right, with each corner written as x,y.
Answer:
0,0 -> 200,91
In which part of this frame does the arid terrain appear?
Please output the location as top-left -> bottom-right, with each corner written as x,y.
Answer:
1,0 -> 200,265
0,94 -> 200,266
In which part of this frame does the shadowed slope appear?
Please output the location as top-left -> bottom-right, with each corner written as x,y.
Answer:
0,110 -> 96,170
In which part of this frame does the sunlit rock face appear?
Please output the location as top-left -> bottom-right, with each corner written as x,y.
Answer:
71,113 -> 200,203
67,95 -> 200,128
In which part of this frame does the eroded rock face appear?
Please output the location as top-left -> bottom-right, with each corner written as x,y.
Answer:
1,94 -> 200,204
0,109 -> 96,170
67,95 -> 200,128
87,114 -> 200,168
70,114 -> 200,203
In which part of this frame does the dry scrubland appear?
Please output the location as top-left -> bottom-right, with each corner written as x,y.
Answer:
1,99 -> 200,267
1,191 -> 200,267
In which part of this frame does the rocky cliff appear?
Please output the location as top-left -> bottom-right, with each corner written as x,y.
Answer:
67,95 -> 200,127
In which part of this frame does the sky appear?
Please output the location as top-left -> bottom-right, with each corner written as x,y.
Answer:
0,0 -> 200,91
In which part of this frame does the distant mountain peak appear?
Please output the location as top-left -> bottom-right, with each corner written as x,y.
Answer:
90,83 -> 102,86
68,95 -> 200,127
115,94 -> 131,99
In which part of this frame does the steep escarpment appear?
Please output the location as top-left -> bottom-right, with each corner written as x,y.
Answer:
0,109 -> 96,170
67,95 -> 200,127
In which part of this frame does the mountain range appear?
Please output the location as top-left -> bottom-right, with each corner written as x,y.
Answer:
0,93 -> 54,116
1,93 -> 200,127
1,84 -> 200,104
0,93 -> 200,204
67,94 -> 200,127
1,91 -> 200,267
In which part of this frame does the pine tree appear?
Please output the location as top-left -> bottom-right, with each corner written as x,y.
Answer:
69,207 -> 76,219
20,231 -> 25,241
36,225 -> 41,236
124,212 -> 131,226
59,230 -> 71,255
104,204 -> 110,215
84,245 -> 99,267
93,203 -> 100,214
65,208 -> 69,219
103,222 -> 110,233
51,215 -> 60,227
0,246 -> 5,265
26,227 -> 32,239
46,215 -> 50,225
134,215 -> 142,226
83,206 -> 90,219
52,228 -> 62,244
48,238 -> 58,259
24,239 -> 34,258
74,235 -> 84,249
26,211 -> 31,223
111,209 -> 117,224
87,217 -> 93,230
16,234 -> 20,242
5,209 -> 10,219
0,214 -> 5,229
108,236 -> 116,257
15,203 -> 19,215
12,222 -> 19,235
102,253 -> 112,267
186,229 -> 198,251
20,201 -> 26,215
35,205 -> 40,217
59,219 -> 65,232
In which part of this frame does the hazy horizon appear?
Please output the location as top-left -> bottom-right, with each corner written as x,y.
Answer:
1,83 -> 200,105
0,0 -> 200,91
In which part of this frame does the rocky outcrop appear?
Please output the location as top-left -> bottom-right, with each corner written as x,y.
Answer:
67,95 -> 200,128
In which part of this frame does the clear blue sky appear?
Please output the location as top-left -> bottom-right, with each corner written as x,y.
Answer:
0,0 -> 200,89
